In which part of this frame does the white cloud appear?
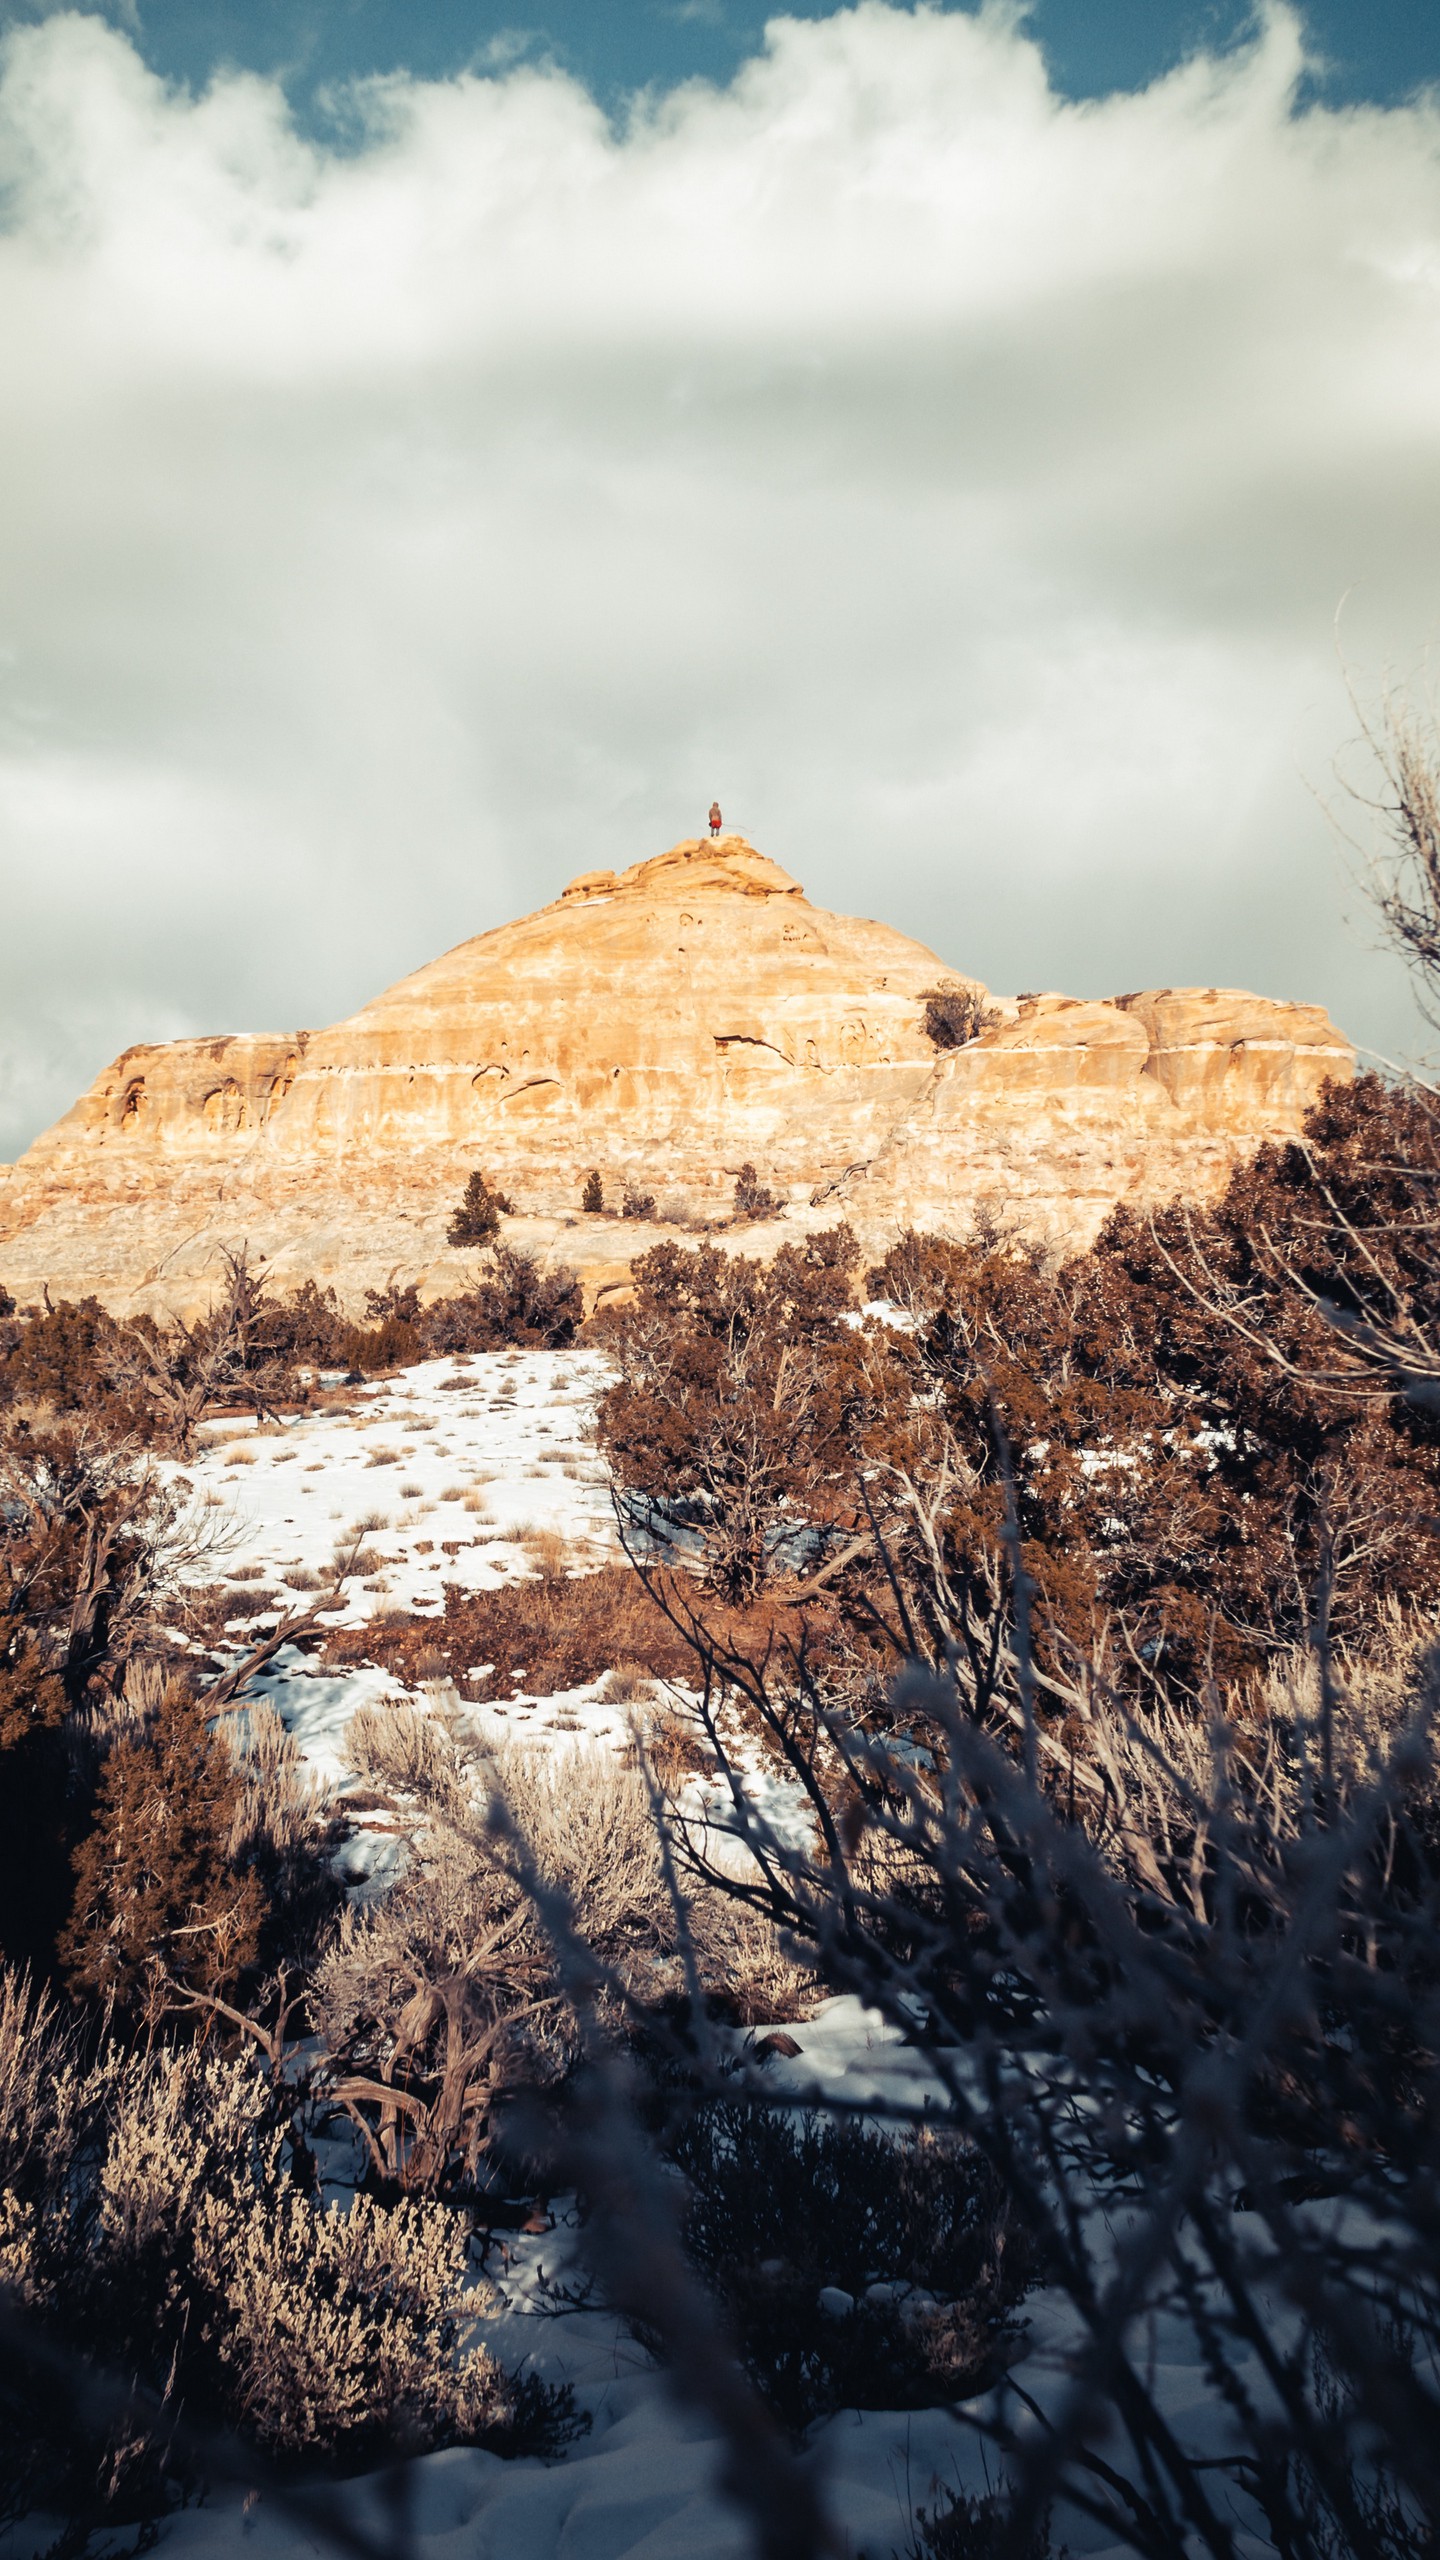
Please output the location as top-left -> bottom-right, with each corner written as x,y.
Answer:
1,1 -> 1438,1158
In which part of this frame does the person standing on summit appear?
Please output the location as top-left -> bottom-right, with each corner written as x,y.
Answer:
708,801 -> 722,836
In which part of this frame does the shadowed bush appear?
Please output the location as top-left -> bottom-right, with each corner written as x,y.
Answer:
661,2105 -> 1030,2432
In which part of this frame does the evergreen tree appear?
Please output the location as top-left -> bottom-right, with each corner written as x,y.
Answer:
582,1169 -> 604,1214
446,1171 -> 513,1248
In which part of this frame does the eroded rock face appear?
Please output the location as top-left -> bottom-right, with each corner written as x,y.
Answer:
0,835 -> 1353,1315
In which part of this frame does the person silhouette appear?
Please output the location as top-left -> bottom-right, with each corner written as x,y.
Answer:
708,801 -> 723,836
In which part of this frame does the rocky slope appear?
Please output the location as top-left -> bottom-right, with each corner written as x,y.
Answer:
0,834 -> 1352,1315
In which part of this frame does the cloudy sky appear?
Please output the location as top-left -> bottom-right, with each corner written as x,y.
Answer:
2,0 -> 1439,1160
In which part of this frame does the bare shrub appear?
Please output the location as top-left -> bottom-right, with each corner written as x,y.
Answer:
649,1541 -> 1440,2558
1336,682 -> 1440,1029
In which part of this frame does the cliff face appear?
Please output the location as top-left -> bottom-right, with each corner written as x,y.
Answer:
0,835 -> 1353,1315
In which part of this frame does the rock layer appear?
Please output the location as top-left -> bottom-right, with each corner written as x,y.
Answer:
0,835 -> 1353,1315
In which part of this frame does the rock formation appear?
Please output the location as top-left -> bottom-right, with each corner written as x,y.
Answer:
0,834 -> 1352,1316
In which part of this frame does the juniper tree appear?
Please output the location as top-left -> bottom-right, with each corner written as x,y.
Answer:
447,1171 -> 513,1248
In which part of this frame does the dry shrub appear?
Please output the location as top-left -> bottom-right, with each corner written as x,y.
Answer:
0,1972 -> 569,2488
662,2105 -> 1029,2433
640,1704 -> 717,1796
920,983 -> 996,1050
323,1564 -> 846,1707
325,1564 -> 698,1696
316,1722 -> 809,2194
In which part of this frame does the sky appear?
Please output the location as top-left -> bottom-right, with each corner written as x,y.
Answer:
2,0 -> 1440,1159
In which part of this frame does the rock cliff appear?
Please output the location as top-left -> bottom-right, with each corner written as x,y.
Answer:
0,835 -> 1353,1315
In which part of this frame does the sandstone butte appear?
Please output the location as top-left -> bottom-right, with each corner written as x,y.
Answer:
0,834 -> 1354,1320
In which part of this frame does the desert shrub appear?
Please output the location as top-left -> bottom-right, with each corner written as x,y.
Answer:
315,1725 -> 800,2193
582,1169 -> 604,1214
326,1564 -> 700,1693
402,1076 -> 1440,1718
0,1293 -> 148,1437
1,1240 -> 588,1429
428,1246 -> 582,1352
0,1976 -> 572,2498
260,1275 -> 354,1368
732,1162 -> 782,1221
325,1561 -> 855,1711
622,1185 -> 657,1219
61,1673 -> 268,2018
596,1227 -> 863,1600
0,1254 -> 360,1453
0,1426 -> 215,1976
654,1536 -> 1440,2557
849,1073 -> 1440,1698
446,1170 -> 513,1248
921,983 -> 995,1050
662,2105 -> 1028,2433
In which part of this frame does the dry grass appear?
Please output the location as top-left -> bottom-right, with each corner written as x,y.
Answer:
598,1662 -> 656,1705
224,1589 -> 283,1619
523,1526 -> 572,1581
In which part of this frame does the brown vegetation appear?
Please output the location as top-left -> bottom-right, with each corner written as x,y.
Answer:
321,1560 -> 846,1702
921,982 -> 996,1049
596,1071 -> 1440,1701
0,1248 -> 583,1458
445,1168 -> 514,1247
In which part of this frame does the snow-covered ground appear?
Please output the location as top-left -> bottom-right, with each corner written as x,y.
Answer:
153,1352 -> 1264,2560
172,1349 -> 652,1783
158,1996 -> 1053,2560
186,1347 -> 618,1617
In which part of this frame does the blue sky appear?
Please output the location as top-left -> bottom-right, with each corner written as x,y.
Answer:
0,1 -> 1436,117
1,2 -> 1439,1152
